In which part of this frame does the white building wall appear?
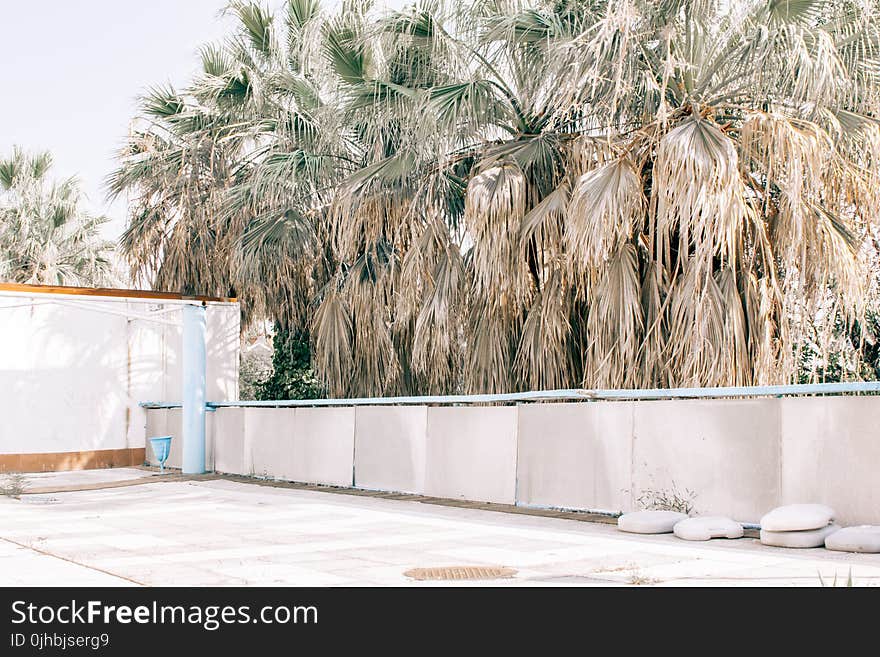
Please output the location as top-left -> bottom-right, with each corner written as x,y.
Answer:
0,291 -> 239,459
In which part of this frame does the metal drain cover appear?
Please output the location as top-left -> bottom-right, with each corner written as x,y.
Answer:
404,566 -> 517,581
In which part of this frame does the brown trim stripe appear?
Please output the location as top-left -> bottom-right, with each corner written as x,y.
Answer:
0,448 -> 146,473
0,282 -> 235,303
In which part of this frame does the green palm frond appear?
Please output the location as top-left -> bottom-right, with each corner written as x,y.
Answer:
141,85 -> 185,119
231,1 -> 274,55
200,44 -> 232,77
286,0 -> 321,31
324,19 -> 366,85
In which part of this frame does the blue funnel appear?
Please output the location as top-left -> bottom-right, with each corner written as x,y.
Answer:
149,436 -> 172,473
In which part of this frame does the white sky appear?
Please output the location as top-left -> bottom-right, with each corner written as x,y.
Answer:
1,0 -> 405,242
0,1 -> 240,239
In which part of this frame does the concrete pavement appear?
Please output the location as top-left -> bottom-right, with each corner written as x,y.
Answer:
1,470 -> 878,586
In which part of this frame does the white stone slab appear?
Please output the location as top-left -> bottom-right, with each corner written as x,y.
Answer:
673,516 -> 744,541
824,526 -> 880,554
618,510 -> 688,534
760,524 -> 840,549
760,504 -> 835,532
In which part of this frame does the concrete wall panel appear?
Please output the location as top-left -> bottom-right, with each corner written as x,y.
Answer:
425,406 -> 517,504
516,402 -> 632,512
631,399 -> 780,523
243,408 -> 294,478
289,407 -> 355,487
780,397 -> 880,525
354,406 -> 427,494
212,407 -> 245,475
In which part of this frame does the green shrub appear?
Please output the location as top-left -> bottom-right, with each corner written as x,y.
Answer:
798,309 -> 880,383
255,329 -> 325,401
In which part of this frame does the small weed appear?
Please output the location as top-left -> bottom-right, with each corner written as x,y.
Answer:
819,569 -> 854,587
594,562 -> 639,574
635,480 -> 697,515
0,472 -> 28,498
594,561 -> 661,585
627,569 -> 660,586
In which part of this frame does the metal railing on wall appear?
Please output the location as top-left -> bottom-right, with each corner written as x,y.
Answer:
140,380 -> 880,410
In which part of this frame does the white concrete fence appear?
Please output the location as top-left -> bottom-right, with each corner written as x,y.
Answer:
144,396 -> 880,525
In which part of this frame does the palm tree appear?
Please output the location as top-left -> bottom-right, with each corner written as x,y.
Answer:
0,146 -> 115,287
108,1 -> 331,322
112,0 -> 880,396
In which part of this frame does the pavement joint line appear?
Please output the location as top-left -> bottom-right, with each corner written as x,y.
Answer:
0,535 -> 146,587
180,472 -> 625,526
20,473 -> 221,495
660,573 -> 878,582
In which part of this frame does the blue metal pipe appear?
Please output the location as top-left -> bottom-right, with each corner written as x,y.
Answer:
140,380 -> 880,410
181,303 -> 207,474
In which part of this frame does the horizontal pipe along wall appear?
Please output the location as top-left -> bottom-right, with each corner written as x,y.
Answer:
144,395 -> 880,525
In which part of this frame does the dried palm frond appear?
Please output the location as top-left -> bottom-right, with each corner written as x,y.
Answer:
653,115 -> 745,271
567,158 -> 645,273
464,161 -> 529,301
514,270 -> 572,390
583,244 -> 643,388
112,0 -> 880,397
312,283 -> 353,397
